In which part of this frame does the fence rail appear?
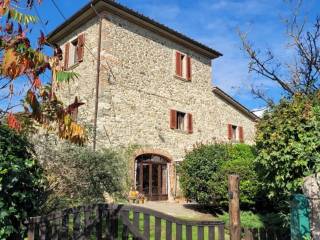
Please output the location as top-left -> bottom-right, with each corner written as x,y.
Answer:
26,204 -> 226,240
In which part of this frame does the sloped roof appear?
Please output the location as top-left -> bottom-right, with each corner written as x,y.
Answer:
212,87 -> 260,121
47,0 -> 222,59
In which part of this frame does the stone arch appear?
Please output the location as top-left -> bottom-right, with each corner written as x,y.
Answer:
132,148 -> 173,162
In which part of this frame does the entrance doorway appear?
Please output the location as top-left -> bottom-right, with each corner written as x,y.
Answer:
135,154 -> 168,201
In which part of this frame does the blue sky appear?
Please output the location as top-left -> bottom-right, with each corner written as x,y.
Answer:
8,0 -> 320,111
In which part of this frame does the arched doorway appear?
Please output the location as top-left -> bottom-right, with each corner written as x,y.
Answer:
135,154 -> 169,201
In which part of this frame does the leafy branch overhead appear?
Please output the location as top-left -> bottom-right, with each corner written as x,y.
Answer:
0,0 -> 86,144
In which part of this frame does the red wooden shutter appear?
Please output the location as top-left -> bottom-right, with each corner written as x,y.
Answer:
77,34 -> 85,62
175,52 -> 182,77
228,124 -> 233,140
170,110 -> 177,129
239,126 -> 244,143
187,113 -> 193,134
186,56 -> 192,81
64,42 -> 70,70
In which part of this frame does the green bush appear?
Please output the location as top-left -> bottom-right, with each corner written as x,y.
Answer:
35,138 -> 129,211
0,125 -> 46,240
178,143 -> 258,209
178,144 -> 227,205
218,211 -> 290,238
221,144 -> 259,208
255,92 -> 320,205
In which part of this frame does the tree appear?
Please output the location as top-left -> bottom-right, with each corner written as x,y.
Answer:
34,137 -> 129,211
255,92 -> 320,206
0,125 -> 46,240
240,2 -> 320,104
0,0 -> 86,144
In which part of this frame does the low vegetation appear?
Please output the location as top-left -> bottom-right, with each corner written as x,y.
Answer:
178,143 -> 258,209
34,136 -> 130,212
0,125 -> 47,240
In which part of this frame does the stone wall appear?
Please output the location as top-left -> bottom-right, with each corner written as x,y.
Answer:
303,175 -> 320,240
56,12 -> 257,200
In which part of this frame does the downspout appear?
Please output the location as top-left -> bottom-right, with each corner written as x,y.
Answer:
93,14 -> 102,151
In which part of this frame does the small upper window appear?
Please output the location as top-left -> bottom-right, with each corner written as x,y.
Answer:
228,124 -> 244,143
175,51 -> 191,81
176,111 -> 186,131
232,125 -> 237,140
170,110 -> 193,134
63,34 -> 85,70
69,38 -> 79,67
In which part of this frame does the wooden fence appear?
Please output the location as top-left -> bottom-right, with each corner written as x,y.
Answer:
26,204 -> 226,240
242,228 -> 287,240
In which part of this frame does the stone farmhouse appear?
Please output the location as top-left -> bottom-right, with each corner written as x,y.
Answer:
47,0 -> 259,201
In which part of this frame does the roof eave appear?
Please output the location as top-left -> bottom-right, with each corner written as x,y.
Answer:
212,87 -> 260,122
47,0 -> 222,60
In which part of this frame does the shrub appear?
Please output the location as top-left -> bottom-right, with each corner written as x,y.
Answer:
0,125 -> 46,240
35,137 -> 129,211
178,143 -> 258,209
221,144 -> 259,208
255,92 -> 320,205
218,211 -> 290,239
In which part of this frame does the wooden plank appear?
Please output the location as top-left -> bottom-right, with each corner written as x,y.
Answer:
186,225 -> 192,240
119,211 -> 146,240
244,228 -> 253,240
166,220 -> 172,240
105,205 -> 111,239
96,205 -> 102,240
121,210 -> 129,240
208,226 -> 215,240
218,225 -> 225,240
133,211 -> 140,240
176,223 -> 182,240
121,205 -> 225,227
198,226 -> 204,240
27,222 -> 35,240
73,209 -> 81,240
155,217 -> 161,240
51,213 -> 60,240
60,210 -> 69,240
143,214 -> 150,239
40,221 -> 46,240
228,175 -> 241,240
110,209 -> 118,239
84,206 -> 91,239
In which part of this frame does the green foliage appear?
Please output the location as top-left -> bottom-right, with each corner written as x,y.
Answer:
35,138 -> 129,212
0,125 -> 46,240
55,71 -> 80,83
178,143 -> 258,208
255,92 -> 320,204
221,144 -> 259,208
218,211 -> 290,238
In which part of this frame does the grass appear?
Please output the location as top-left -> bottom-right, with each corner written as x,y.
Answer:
120,212 -> 230,240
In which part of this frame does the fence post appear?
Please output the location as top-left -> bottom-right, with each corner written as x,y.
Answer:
228,174 -> 241,240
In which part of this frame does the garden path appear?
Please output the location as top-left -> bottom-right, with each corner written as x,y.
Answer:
133,201 -> 218,221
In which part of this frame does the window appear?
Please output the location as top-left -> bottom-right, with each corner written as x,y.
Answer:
175,51 -> 191,80
177,111 -> 186,131
69,38 -> 79,67
170,110 -> 193,134
64,34 -> 85,69
232,125 -> 237,140
228,124 -> 244,143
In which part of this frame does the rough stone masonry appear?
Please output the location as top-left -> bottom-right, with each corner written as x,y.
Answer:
52,5 -> 257,200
